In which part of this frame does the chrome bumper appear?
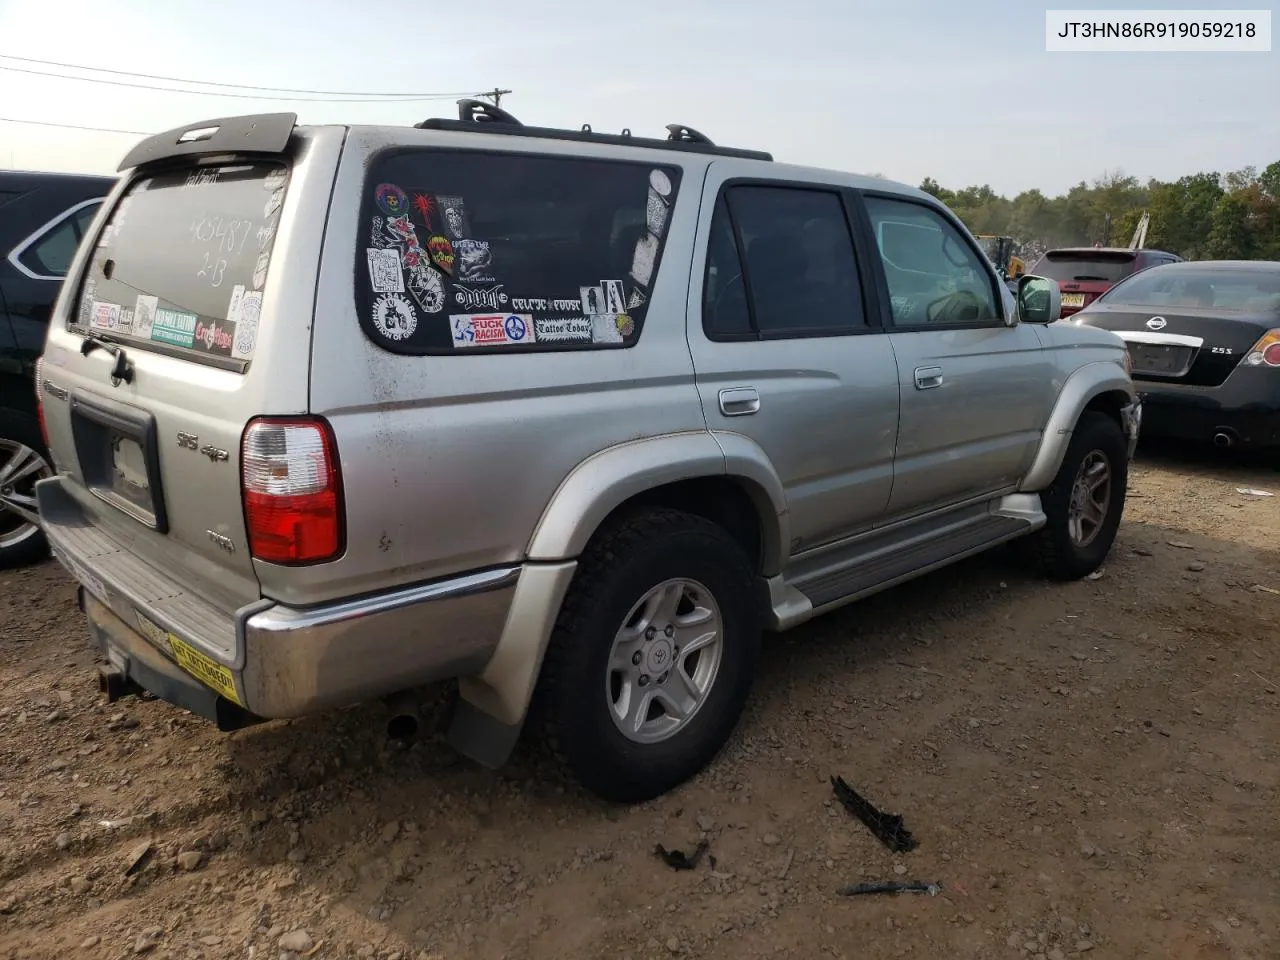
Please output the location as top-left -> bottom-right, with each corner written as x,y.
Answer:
1121,398 -> 1143,459
37,476 -> 517,722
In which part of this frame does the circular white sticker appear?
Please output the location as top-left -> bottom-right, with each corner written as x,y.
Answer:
649,169 -> 672,197
373,293 -> 418,341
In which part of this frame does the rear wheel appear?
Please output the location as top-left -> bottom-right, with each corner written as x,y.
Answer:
1030,411 -> 1128,581
0,409 -> 52,569
535,508 -> 761,803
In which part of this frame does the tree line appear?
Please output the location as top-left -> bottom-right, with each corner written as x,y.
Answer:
917,160 -> 1280,263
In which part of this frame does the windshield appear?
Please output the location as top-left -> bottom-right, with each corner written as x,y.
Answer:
1031,253 -> 1136,283
1100,267 -> 1280,312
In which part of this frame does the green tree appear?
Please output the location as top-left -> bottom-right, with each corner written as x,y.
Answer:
1206,191 -> 1255,259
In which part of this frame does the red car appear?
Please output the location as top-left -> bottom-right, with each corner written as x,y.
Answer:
1028,247 -> 1182,317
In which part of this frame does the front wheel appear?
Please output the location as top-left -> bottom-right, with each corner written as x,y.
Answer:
535,508 -> 762,803
1030,411 -> 1128,581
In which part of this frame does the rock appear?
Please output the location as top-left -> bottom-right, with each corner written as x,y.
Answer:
1188,561 -> 1206,572
79,936 -> 100,949
665,937 -> 681,953
1167,540 -> 1193,549
70,877 -> 91,895
55,833 -> 72,851
46,710 -> 65,724
893,863 -> 908,875
47,759 -> 69,772
381,821 -> 401,843
1081,845 -> 1096,858
133,929 -> 161,954
1049,950 -> 1066,960
761,833 -> 780,846
176,851 -> 204,871
696,815 -> 716,832
58,690 -> 73,705
278,931 -> 314,953
1076,941 -> 1095,952
123,839 -> 152,874
199,936 -> 222,947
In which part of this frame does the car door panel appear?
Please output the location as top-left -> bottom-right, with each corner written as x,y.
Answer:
688,170 -> 900,556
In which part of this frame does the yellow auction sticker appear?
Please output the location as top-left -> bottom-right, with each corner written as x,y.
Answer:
135,612 -> 243,707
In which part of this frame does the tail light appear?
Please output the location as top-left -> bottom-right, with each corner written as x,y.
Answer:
1241,329 -> 1280,368
240,417 -> 344,565
34,356 -> 49,448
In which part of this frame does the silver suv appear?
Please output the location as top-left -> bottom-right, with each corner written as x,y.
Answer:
35,104 -> 1141,803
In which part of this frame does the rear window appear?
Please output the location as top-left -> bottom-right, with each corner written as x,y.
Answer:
1100,266 -> 1280,313
356,150 -> 681,353
70,161 -> 288,370
1031,252 -> 1136,283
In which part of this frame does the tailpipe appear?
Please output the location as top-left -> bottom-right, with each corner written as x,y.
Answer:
1212,428 -> 1237,448
384,690 -> 421,741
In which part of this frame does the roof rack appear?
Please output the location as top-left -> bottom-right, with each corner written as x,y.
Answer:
413,99 -> 772,162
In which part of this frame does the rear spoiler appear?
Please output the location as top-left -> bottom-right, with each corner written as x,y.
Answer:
117,113 -> 297,172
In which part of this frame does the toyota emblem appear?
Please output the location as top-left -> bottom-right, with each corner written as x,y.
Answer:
1146,316 -> 1167,331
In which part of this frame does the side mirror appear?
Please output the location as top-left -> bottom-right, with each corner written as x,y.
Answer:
1016,275 -> 1061,324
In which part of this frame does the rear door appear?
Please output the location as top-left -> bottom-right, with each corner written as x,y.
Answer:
40,121 -> 343,614
856,192 -> 1056,520
687,168 -> 901,554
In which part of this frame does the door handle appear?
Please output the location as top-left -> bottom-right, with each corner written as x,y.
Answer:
913,365 -> 943,390
718,387 -> 761,416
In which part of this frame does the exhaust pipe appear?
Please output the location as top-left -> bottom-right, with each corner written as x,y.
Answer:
1212,429 -> 1237,448
98,667 -> 142,702
384,690 -> 421,741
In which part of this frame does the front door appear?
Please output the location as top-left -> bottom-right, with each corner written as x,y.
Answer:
686,169 -> 901,556
857,193 -> 1056,520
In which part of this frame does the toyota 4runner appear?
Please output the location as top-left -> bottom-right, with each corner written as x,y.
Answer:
35,103 -> 1141,802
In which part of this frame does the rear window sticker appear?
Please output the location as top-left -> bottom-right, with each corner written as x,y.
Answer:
510,296 -> 583,312
233,291 -> 262,360
630,233 -> 659,288
450,313 -> 537,348
132,294 -> 158,340
535,316 -> 593,343
602,279 -> 626,315
262,168 -> 287,192
367,247 -> 405,294
118,307 -> 135,334
428,236 -> 455,275
151,308 -> 198,348
263,188 -> 284,219
454,239 -> 493,282
77,279 -> 97,327
194,317 -> 235,356
256,221 -> 277,252
407,264 -> 445,313
454,284 -> 508,312
387,215 -> 417,244
412,193 -> 436,229
437,196 -> 470,240
650,169 -> 673,198
369,216 -> 389,249
591,313 -> 624,344
224,285 -> 245,326
580,285 -> 606,315
375,183 -> 409,218
616,313 -> 635,338
627,288 -> 647,311
252,251 -> 270,290
372,293 -> 418,341
90,301 -> 121,331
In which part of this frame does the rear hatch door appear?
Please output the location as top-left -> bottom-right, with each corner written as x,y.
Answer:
1032,250 -> 1139,314
40,118 -> 343,624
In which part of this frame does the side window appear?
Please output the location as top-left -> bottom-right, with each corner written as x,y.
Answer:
864,196 -> 1000,327
15,201 -> 100,279
703,184 -> 867,340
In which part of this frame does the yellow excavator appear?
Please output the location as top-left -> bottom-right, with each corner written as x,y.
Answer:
976,236 -> 1025,290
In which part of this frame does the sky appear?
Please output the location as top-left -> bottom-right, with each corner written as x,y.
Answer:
0,0 -> 1276,197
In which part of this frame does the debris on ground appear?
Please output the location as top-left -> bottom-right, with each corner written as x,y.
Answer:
654,841 -> 708,871
1236,487 -> 1274,497
838,881 -> 944,897
831,776 -> 918,853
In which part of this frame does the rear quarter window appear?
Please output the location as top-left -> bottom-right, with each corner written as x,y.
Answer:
356,150 -> 681,353
70,161 -> 289,371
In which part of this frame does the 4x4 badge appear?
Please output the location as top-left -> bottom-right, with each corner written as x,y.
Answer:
199,444 -> 229,463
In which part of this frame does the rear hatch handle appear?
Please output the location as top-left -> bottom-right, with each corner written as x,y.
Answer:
80,334 -> 135,387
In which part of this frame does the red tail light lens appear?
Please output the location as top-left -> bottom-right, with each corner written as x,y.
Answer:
34,356 -> 49,448
240,417 -> 344,565
1242,329 -> 1280,368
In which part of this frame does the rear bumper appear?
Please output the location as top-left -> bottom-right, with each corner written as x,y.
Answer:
37,475 -> 519,722
1135,371 -> 1280,449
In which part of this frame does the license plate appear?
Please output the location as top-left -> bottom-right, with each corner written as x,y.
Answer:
1129,343 -> 1187,375
136,613 -> 243,706
1061,293 -> 1085,308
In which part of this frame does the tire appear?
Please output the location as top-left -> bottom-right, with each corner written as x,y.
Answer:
1030,411 -> 1128,581
0,408 -> 53,569
535,508 -> 762,803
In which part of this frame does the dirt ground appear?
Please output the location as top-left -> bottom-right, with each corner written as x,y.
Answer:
1,443 -> 1277,960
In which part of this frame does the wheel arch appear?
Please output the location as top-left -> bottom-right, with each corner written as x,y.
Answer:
1019,362 -> 1135,492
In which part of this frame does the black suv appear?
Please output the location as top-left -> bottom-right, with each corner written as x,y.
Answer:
1,170 -> 114,565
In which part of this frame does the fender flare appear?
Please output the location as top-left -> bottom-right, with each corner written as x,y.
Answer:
1019,361 -> 1136,492
454,432 -> 788,741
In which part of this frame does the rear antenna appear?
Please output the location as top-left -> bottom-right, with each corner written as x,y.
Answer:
455,98 -> 523,126
665,123 -> 715,146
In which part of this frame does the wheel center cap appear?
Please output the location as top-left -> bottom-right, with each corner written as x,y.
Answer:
0,485 -> 11,496
645,639 -> 673,675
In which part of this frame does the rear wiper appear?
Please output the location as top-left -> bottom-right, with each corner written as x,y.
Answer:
80,333 -> 135,386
